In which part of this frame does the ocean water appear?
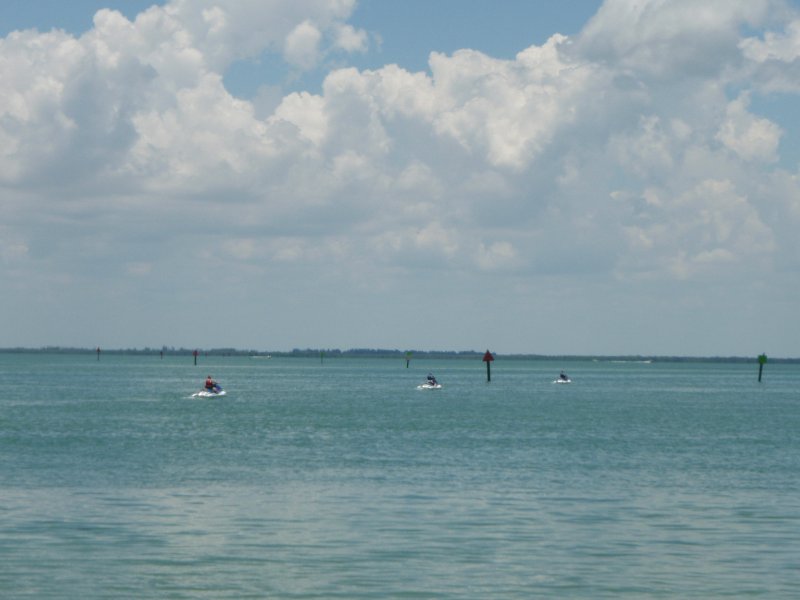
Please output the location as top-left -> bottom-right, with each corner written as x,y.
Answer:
1,353 -> 798,598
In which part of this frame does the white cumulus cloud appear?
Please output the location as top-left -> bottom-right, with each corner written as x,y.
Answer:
2,0 -> 800,354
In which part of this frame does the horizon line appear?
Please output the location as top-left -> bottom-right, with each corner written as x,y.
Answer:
0,346 -> 794,362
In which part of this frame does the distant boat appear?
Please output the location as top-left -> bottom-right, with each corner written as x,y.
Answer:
554,372 -> 571,384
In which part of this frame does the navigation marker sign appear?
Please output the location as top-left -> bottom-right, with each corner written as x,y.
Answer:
483,350 -> 494,382
758,353 -> 767,382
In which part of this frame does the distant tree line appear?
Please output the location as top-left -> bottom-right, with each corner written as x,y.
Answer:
0,346 -> 798,362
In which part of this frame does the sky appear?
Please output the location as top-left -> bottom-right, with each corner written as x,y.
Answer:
2,0 -> 800,357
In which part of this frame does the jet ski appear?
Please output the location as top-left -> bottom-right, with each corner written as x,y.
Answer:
553,373 -> 571,384
417,382 -> 442,389
192,387 -> 226,397
418,375 -> 442,389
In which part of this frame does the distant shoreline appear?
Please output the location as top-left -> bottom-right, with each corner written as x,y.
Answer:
1,347 -> 796,363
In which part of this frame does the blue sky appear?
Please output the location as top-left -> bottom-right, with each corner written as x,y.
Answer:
1,0 -> 800,356
0,1 -> 603,63
0,1 -> 604,98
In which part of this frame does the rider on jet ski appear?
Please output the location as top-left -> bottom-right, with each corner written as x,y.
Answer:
205,375 -> 219,391
427,373 -> 438,386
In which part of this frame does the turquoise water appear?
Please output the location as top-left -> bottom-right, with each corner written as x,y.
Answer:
1,353 -> 798,598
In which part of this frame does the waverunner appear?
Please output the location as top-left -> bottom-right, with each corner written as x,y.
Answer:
417,381 -> 442,389
418,374 -> 441,390
192,387 -> 226,397
417,383 -> 442,389
553,375 -> 571,384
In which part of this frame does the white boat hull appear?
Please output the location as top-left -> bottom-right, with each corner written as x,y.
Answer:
192,389 -> 227,397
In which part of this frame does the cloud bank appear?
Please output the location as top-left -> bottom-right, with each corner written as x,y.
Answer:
1,0 -> 799,354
